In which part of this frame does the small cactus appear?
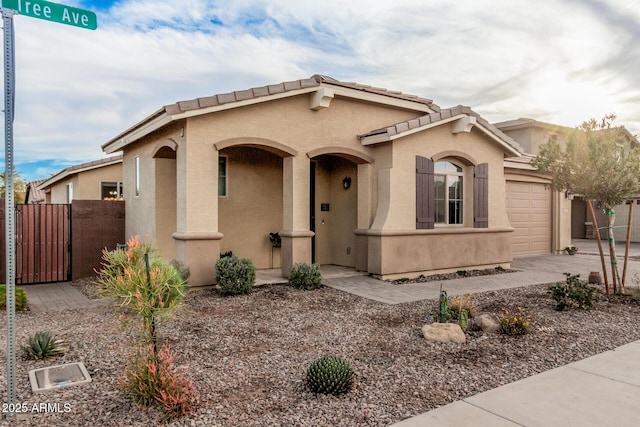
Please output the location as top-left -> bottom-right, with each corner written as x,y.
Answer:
22,331 -> 66,360
458,309 -> 469,332
306,355 -> 354,395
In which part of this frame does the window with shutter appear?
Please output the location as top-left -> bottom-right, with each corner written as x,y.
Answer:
416,156 -> 434,229
473,163 -> 488,228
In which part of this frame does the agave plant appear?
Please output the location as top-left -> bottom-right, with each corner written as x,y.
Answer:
306,355 -> 354,395
22,331 -> 66,360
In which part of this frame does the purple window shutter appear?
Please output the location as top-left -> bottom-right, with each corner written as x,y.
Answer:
416,156 -> 435,229
474,163 -> 489,228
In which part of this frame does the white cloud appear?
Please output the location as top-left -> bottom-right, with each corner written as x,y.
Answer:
3,0 -> 639,180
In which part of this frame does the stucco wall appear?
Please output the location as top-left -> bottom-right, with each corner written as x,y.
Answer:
46,163 -> 122,204
48,177 -> 77,204
122,124 -> 184,255
367,228 -> 512,279
155,157 -> 177,259
370,122 -> 510,231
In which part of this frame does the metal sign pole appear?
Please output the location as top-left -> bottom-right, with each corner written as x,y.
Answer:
2,6 -> 16,417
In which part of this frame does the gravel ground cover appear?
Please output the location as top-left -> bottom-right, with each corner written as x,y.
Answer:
2,277 -> 640,426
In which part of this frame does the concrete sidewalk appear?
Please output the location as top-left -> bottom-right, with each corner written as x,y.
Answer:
390,340 -> 640,426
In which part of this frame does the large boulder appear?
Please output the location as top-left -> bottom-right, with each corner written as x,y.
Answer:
422,323 -> 466,344
472,313 -> 501,333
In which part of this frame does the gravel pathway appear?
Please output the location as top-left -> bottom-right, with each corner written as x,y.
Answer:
1,278 -> 640,426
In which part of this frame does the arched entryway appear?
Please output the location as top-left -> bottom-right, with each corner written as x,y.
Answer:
153,139 -> 178,259
216,144 -> 287,269
308,148 -> 372,268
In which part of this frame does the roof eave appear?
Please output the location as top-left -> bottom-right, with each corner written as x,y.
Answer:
102,77 -> 439,154
360,114 -> 523,157
37,157 -> 123,190
102,108 -> 169,154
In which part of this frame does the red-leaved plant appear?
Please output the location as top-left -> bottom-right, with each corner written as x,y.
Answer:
121,342 -> 198,421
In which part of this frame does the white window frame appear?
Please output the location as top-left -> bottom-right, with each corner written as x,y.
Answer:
134,156 -> 140,197
434,160 -> 464,226
66,182 -> 73,203
218,156 -> 227,197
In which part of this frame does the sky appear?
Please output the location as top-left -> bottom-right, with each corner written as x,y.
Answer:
1,0 -> 639,182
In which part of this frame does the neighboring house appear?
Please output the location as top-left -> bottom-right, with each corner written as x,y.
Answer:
25,179 -> 46,204
495,118 -> 639,248
38,155 -> 123,204
102,74 -> 525,286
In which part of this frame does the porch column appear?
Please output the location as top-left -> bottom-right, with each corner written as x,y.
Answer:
172,140 -> 222,285
355,163 -> 373,272
281,155 -> 313,276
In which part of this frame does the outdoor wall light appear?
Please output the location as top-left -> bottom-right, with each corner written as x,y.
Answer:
565,191 -> 575,200
343,177 -> 352,190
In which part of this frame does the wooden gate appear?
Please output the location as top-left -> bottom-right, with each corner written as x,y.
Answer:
14,204 -> 70,284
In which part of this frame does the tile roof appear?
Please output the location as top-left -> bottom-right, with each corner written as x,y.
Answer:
163,74 -> 438,115
38,155 -> 123,190
103,74 -> 440,153
359,105 -> 524,155
25,179 -> 46,204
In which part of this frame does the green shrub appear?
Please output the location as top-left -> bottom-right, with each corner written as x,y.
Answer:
549,273 -> 598,310
288,263 -> 322,290
121,342 -> 198,422
22,331 -> 66,359
170,259 -> 190,285
215,255 -> 255,295
499,307 -> 531,336
306,355 -> 354,395
0,285 -> 28,311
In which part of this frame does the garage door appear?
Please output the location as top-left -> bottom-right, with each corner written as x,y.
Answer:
506,181 -> 552,255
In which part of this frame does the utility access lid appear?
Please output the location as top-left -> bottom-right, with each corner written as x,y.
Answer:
28,362 -> 92,393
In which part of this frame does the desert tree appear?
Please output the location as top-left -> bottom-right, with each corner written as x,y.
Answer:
532,114 -> 640,294
0,171 -> 26,204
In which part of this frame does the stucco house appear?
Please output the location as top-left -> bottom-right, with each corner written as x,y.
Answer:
102,75 -> 527,286
496,118 -> 639,247
38,155 -> 123,204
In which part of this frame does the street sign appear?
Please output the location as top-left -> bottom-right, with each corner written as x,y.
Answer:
2,0 -> 97,417
1,0 -> 97,30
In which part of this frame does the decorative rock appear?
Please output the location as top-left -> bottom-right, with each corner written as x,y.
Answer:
422,323 -> 466,343
473,313 -> 501,333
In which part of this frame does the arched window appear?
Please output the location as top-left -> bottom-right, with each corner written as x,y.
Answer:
434,161 -> 463,224
415,156 -> 488,229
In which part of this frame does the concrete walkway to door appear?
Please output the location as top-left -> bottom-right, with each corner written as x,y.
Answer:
21,282 -> 104,313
